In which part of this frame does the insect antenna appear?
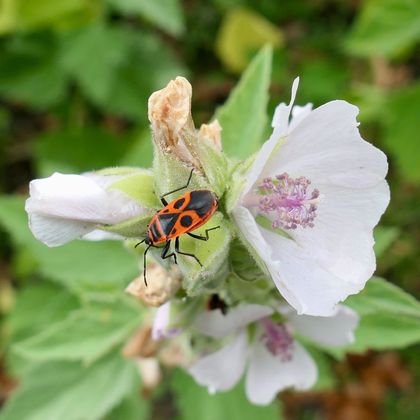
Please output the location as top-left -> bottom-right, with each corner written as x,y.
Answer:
134,238 -> 145,248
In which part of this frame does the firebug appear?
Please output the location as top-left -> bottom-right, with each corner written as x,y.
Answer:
136,169 -> 220,285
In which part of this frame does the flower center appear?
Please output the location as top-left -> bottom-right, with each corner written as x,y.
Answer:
257,173 -> 320,230
260,318 -> 294,361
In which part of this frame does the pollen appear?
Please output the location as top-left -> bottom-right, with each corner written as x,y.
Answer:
257,173 -> 320,230
260,318 -> 294,361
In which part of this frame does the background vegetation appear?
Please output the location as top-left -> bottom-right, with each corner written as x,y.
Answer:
0,0 -> 419,418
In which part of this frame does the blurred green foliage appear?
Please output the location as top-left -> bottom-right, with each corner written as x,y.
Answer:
0,0 -> 419,419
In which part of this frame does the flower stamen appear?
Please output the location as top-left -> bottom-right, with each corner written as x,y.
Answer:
257,173 -> 320,230
260,318 -> 294,361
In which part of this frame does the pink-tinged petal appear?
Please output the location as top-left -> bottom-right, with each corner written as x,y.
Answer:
193,304 -> 273,338
241,78 -> 300,197
152,301 -> 175,341
188,330 -> 248,393
285,304 -> 359,347
27,213 -> 97,247
246,336 -> 317,405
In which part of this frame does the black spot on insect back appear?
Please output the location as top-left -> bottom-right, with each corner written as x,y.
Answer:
173,198 -> 185,209
180,215 -> 193,227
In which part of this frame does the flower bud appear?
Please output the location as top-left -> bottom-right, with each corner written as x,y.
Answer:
125,263 -> 181,307
25,169 -> 154,247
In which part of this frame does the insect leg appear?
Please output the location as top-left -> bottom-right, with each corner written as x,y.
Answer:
175,237 -> 202,267
161,240 -> 177,265
160,168 -> 194,205
187,226 -> 221,241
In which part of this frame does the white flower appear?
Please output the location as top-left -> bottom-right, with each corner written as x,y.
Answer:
232,78 -> 390,316
188,303 -> 358,405
25,172 -> 145,247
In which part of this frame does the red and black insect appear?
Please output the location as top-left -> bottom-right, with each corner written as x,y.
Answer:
137,169 -> 220,285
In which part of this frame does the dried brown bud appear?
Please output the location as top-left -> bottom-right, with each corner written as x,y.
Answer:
125,263 -> 181,307
199,120 -> 222,151
148,76 -> 200,167
122,325 -> 159,359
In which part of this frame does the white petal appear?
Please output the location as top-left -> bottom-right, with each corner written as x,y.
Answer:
25,172 -> 143,246
193,304 -> 273,338
152,301 -> 171,341
262,101 -> 388,188
286,304 -> 359,347
233,206 -> 366,316
188,330 -> 248,393
235,99 -> 390,316
289,103 -> 313,131
246,337 -> 317,405
290,181 -> 390,287
241,77 -> 300,197
28,213 -> 96,247
82,230 -> 124,241
25,172 -> 141,224
272,77 -> 300,132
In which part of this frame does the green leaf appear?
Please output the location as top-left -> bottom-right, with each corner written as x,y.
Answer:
333,277 -> 420,355
119,129 -> 154,169
0,354 -> 139,420
215,45 -> 272,159
13,298 -> 142,364
345,277 -> 420,318
345,0 -> 420,58
7,283 -> 80,344
102,29 -> 187,119
106,0 -> 185,36
0,34 -> 68,108
383,83 -> 420,183
171,369 -> 281,420
304,345 -> 336,391
107,387 -> 150,420
60,23 -> 130,103
215,8 -> 282,73
374,226 -> 400,257
60,23 -> 187,120
34,127 -> 133,177
0,196 -> 139,293
0,0 -> 99,34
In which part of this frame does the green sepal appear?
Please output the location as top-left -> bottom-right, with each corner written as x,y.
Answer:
226,274 -> 272,306
153,146 -> 208,197
177,213 -> 232,296
97,167 -> 160,209
194,140 -> 229,197
100,214 -> 151,238
225,156 -> 254,213
228,238 -> 267,282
